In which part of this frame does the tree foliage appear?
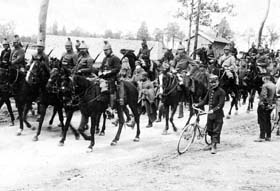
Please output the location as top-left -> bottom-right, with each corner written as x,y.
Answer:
165,22 -> 185,48
137,22 -> 150,40
153,28 -> 164,42
214,17 -> 234,40
0,22 -> 15,41
266,25 -> 279,47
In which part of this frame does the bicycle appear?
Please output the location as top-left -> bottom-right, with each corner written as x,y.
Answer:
177,105 -> 212,155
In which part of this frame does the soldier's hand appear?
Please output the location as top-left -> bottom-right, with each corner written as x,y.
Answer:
208,109 -> 214,114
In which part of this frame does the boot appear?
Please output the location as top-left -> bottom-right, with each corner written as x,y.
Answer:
110,93 -> 116,109
118,81 -> 125,106
203,144 -> 212,151
178,102 -> 184,118
146,120 -> 153,128
211,143 -> 217,154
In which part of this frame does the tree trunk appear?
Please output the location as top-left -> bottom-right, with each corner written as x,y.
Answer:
38,0 -> 50,45
257,0 -> 271,48
187,0 -> 194,55
193,0 -> 201,59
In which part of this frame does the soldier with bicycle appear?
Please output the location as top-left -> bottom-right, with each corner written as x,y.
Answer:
195,74 -> 226,154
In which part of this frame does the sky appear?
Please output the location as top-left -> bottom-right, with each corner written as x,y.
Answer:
0,0 -> 280,37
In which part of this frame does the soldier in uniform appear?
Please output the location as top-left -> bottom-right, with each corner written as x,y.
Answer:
137,39 -> 152,76
0,38 -> 15,126
99,41 -> 122,108
60,38 -> 77,76
10,35 -> 25,72
229,41 -> 238,59
255,74 -> 276,142
195,74 -> 226,154
264,44 -> 270,55
159,47 -> 174,63
218,45 -> 238,85
172,43 -> 196,118
120,49 -> 137,77
0,38 -> 11,69
248,43 -> 258,56
73,41 -> 95,77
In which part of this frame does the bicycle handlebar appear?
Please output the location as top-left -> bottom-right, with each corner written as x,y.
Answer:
192,105 -> 211,115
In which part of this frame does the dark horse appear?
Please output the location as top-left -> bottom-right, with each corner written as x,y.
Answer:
0,68 -> 15,125
211,65 -> 239,118
159,72 -> 181,134
60,75 -> 140,151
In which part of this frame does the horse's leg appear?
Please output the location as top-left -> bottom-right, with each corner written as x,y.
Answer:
178,102 -> 184,118
185,99 -> 194,126
48,107 -> 57,127
78,114 -> 91,141
170,103 -> 178,132
16,103 -> 24,136
130,103 -> 140,141
57,107 -> 65,137
247,89 -> 254,112
111,106 -> 125,145
87,113 -> 97,152
123,106 -> 131,122
59,109 -> 73,146
4,97 -> 15,126
22,103 -> 32,129
163,105 -> 169,135
95,113 -> 101,134
99,112 -> 107,136
33,104 -> 47,141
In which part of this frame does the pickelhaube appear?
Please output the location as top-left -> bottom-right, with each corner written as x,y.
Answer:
65,37 -> 72,46
177,42 -> 185,50
223,45 -> 230,50
13,35 -> 21,43
103,40 -> 112,50
36,39 -> 45,47
209,74 -> 218,82
79,41 -> 88,49
2,38 -> 9,45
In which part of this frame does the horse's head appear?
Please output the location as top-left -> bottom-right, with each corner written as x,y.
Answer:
46,68 -> 60,93
49,57 -> 61,70
25,60 -> 41,85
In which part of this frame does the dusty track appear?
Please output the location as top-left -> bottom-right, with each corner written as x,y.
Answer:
1,103 -> 280,191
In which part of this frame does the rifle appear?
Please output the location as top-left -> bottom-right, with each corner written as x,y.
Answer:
24,44 -> 29,53
47,48 -> 54,57
93,51 -> 102,63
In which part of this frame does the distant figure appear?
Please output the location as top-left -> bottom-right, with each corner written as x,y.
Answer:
229,41 -> 238,59
120,49 -> 137,77
0,38 -> 11,69
10,35 -> 25,72
264,44 -> 270,55
60,38 -> 77,75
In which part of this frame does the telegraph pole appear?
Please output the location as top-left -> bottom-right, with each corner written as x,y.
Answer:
38,0 -> 50,45
187,0 -> 194,55
193,0 -> 201,59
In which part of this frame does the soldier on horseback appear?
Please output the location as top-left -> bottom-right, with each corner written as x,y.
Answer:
10,35 -> 25,72
218,45 -> 238,85
28,40 -> 49,72
60,38 -> 77,76
0,38 -> 11,69
99,41 -> 123,108
256,47 -> 270,74
73,41 -> 95,77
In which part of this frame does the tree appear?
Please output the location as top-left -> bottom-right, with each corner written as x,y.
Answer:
0,22 -> 15,40
214,17 -> 234,40
257,0 -> 271,47
137,22 -> 150,40
267,25 -> 279,47
153,28 -> 164,42
165,22 -> 185,49
122,32 -> 135,40
104,29 -> 114,38
52,21 -> 58,35
60,26 -> 67,36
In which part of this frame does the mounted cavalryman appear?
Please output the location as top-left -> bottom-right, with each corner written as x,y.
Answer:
10,35 -> 25,72
61,38 -> 77,76
0,38 -> 11,69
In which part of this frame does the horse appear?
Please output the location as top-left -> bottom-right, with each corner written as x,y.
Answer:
0,68 -> 15,125
60,75 -> 140,151
210,64 -> 239,118
159,72 -> 181,134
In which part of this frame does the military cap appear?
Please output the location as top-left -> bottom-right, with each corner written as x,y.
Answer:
103,41 -> 112,50
65,37 -> 72,46
2,38 -> 9,45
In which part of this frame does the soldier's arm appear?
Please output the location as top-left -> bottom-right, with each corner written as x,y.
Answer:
11,49 -> 25,65
110,57 -> 121,75
196,91 -> 209,108
212,89 -> 226,112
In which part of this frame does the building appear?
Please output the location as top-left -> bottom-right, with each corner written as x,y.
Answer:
185,30 -> 229,57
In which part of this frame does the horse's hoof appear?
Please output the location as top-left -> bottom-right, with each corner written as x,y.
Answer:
162,130 -> 168,135
16,129 -> 23,136
75,135 -> 80,140
95,129 -> 100,134
226,115 -> 231,119
99,132 -> 105,136
110,141 -> 117,146
173,127 -> 178,132
86,147 -> 93,153
31,126 -> 36,131
133,137 -> 140,142
155,119 -> 161,123
32,136 -> 38,142
9,121 -> 15,126
58,142 -> 64,147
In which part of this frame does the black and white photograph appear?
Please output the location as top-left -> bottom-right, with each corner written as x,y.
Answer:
0,0 -> 280,190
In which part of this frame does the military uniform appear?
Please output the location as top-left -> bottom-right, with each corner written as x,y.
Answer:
197,86 -> 226,144
0,48 -> 11,69
257,78 -> 276,140
29,52 -> 50,74
10,47 -> 25,70
121,49 -> 137,76
75,53 -> 94,76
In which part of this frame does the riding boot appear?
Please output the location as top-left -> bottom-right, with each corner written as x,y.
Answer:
118,81 -> 125,106
178,102 -> 184,118
110,93 -> 116,109
211,143 -> 217,154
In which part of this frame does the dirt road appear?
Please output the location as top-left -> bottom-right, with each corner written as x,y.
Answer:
1,103 -> 280,191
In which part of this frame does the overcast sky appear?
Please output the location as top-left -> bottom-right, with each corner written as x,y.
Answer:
0,0 -> 280,37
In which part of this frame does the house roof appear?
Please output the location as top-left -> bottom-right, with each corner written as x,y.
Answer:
186,30 -> 229,44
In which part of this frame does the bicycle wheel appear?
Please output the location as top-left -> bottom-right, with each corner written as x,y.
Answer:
177,124 -> 196,155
